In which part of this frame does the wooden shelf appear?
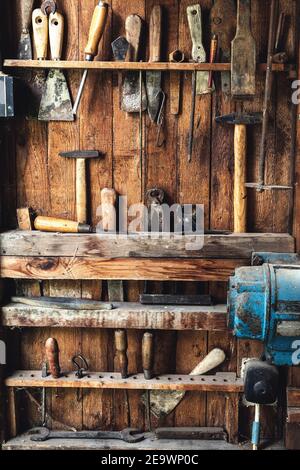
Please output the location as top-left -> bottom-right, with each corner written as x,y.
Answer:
1,302 -> 227,331
4,59 -> 294,72
0,231 -> 294,281
5,371 -> 243,392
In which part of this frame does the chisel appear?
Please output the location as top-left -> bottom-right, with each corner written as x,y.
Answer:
146,5 -> 163,123
18,0 -> 35,59
31,8 -> 49,116
72,1 -> 108,116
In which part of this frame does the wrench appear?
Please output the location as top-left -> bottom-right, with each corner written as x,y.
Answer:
41,0 -> 57,16
29,427 -> 145,443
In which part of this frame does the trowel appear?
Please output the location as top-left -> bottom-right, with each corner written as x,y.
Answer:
38,11 -> 73,121
121,14 -> 147,113
18,0 -> 34,60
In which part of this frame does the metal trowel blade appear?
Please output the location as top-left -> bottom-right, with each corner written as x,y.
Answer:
146,71 -> 162,122
121,72 -> 147,113
18,32 -> 33,60
38,70 -> 74,122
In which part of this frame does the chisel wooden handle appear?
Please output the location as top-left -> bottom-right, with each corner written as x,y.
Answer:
84,1 -> 109,60
125,15 -> 142,62
149,5 -> 162,63
115,330 -> 128,379
190,348 -> 226,376
101,188 -> 117,232
234,125 -> 247,233
34,216 -> 91,233
142,332 -> 154,380
45,338 -> 61,379
21,0 -> 35,32
32,9 -> 48,60
208,35 -> 218,89
49,12 -> 64,61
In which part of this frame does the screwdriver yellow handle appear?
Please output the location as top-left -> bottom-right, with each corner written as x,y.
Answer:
84,1 -> 109,60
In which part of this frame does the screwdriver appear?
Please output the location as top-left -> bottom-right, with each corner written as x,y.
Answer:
73,1 -> 108,115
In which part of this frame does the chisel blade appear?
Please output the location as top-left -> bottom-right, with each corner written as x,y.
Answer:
38,70 -> 74,121
146,71 -> 162,122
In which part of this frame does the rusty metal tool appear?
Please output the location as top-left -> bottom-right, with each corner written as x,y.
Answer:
59,151 -> 103,224
45,338 -> 61,379
169,50 -> 185,115
187,69 -> 197,162
121,15 -> 147,113
39,11 -> 74,121
231,0 -> 256,99
215,112 -> 262,232
18,0 -> 35,59
73,1 -> 108,115
141,348 -> 225,419
245,0 -> 291,192
210,0 -> 236,96
34,215 -> 92,233
146,5 -> 164,123
115,330 -> 128,379
208,34 -> 218,90
155,427 -> 227,441
29,427 -> 145,443
112,36 -> 129,62
187,4 -> 211,95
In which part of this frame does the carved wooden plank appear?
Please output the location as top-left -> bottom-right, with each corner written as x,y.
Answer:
0,257 -> 246,281
5,371 -> 244,392
0,231 -> 294,258
1,302 -> 227,331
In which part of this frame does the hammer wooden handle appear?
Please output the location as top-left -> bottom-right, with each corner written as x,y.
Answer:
32,9 -> 48,60
49,12 -> 64,61
142,332 -> 154,380
45,338 -> 61,378
234,125 -> 247,233
115,330 -> 128,379
149,5 -> 162,63
76,159 -> 87,224
84,1 -> 108,60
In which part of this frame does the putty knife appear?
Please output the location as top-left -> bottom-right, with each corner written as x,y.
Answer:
18,0 -> 34,59
39,11 -> 73,121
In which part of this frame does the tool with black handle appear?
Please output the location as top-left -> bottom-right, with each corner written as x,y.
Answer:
18,0 -> 35,59
73,1 -> 108,116
39,11 -> 73,121
231,0 -> 256,99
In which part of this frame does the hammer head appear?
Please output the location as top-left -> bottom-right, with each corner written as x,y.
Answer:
120,428 -> 145,443
215,112 -> 262,125
59,151 -> 102,160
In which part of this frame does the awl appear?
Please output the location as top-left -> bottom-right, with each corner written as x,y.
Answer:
73,1 -> 109,116
146,5 -> 163,123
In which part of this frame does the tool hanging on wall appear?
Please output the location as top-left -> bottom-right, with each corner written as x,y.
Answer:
111,36 -> 130,108
34,215 -> 92,233
215,112 -> 262,233
146,5 -> 165,126
59,150 -> 103,224
72,1 -> 108,116
18,0 -> 35,59
245,0 -> 291,191
121,15 -> 147,113
39,10 -> 74,121
141,348 -> 226,418
210,0 -> 236,96
208,34 -> 218,90
273,12 -> 287,64
31,7 -> 49,116
29,426 -> 145,443
169,50 -> 185,115
231,0 -> 256,99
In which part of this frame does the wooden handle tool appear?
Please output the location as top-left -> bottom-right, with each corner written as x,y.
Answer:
149,5 -> 162,63
234,124 -> 247,233
169,50 -> 185,115
49,11 -> 64,61
45,338 -> 61,379
208,35 -> 218,89
34,216 -> 91,233
146,5 -> 163,123
32,9 -> 48,60
115,330 -> 128,379
18,0 -> 35,59
142,332 -> 154,380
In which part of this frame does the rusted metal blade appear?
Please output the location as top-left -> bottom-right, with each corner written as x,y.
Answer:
111,36 -> 129,62
38,70 -> 74,121
146,71 -> 162,122
18,32 -> 33,60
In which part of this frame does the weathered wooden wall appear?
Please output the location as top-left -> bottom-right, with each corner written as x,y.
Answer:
0,0 -> 298,440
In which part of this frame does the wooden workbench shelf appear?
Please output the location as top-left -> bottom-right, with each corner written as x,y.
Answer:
4,59 -> 294,73
5,371 -> 243,393
1,302 -> 227,331
0,231 -> 294,281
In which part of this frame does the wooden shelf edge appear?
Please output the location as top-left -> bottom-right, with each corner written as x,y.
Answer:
5,371 -> 244,392
4,59 -> 294,72
1,302 -> 228,331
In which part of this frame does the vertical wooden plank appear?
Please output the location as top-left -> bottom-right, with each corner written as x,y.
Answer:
225,393 -> 239,444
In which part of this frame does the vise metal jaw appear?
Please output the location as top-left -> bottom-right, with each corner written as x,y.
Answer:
228,252 -> 300,366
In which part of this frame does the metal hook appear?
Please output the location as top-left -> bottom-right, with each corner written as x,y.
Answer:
156,91 -> 166,148
72,355 -> 89,379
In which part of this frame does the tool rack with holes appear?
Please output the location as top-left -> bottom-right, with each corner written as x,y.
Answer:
0,0 -> 300,452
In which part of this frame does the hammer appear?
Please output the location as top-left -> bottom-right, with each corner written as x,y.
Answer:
215,113 -> 262,233
59,150 -> 103,224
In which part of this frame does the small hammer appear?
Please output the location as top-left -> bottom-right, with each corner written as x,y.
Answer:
59,150 -> 104,224
215,113 -> 262,233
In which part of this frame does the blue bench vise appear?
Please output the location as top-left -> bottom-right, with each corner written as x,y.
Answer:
228,253 -> 300,366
